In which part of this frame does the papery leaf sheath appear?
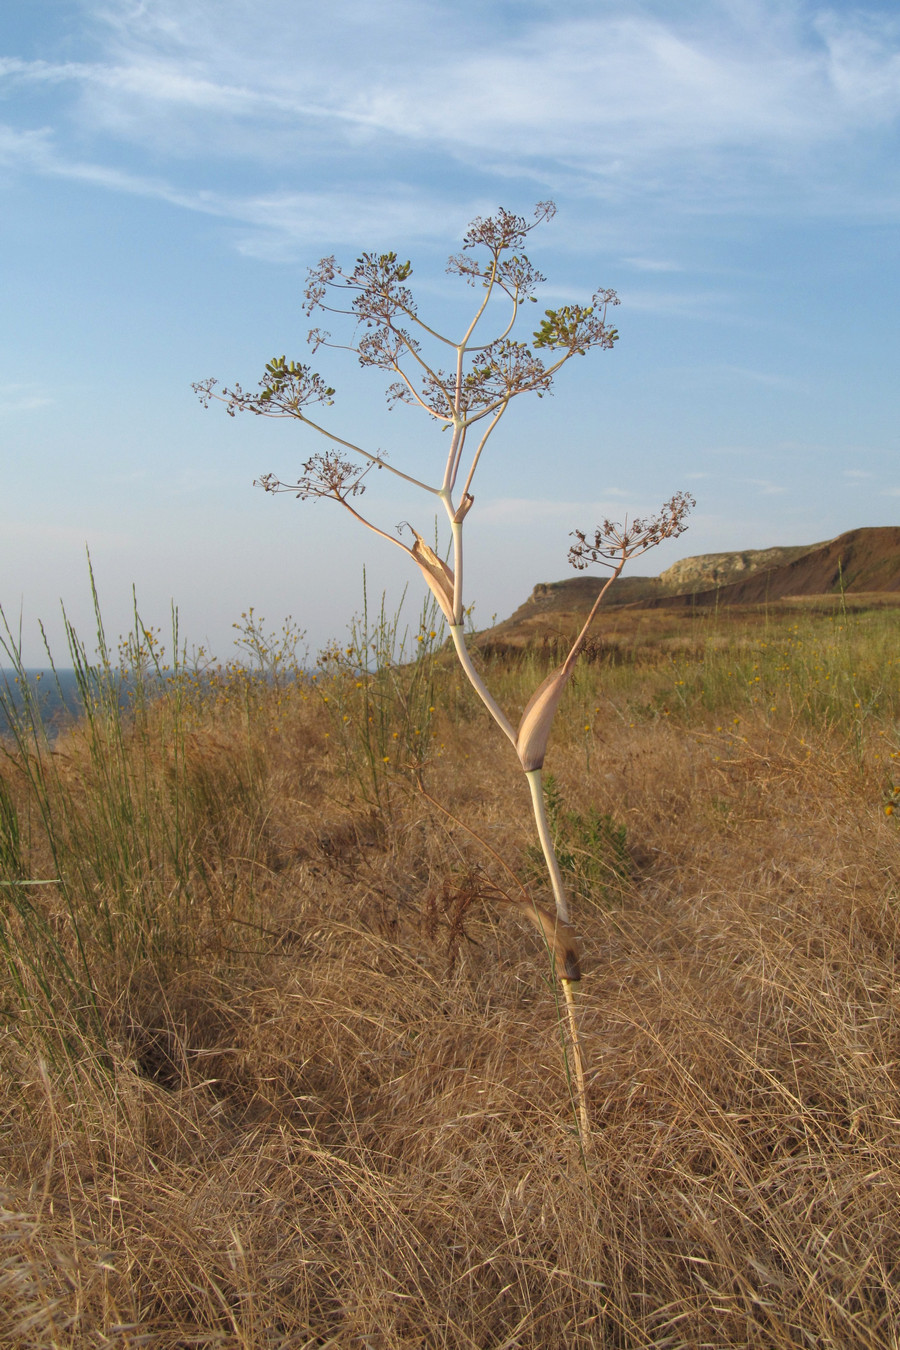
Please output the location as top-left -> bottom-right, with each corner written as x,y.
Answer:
516,662 -> 575,771
411,534 -> 455,622
529,904 -> 581,981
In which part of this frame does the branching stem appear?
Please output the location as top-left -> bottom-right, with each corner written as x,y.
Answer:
448,625 -> 516,747
459,401 -> 509,501
339,499 -> 417,558
200,204 -> 695,1156
296,414 -> 439,496
449,516 -> 464,625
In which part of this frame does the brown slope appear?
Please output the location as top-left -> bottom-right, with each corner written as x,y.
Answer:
657,541 -> 828,591
642,527 -> 900,610
499,539 -> 833,630
521,574 -> 663,615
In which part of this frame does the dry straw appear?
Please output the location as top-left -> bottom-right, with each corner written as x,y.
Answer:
197,204 -> 693,1141
3,594 -> 900,1342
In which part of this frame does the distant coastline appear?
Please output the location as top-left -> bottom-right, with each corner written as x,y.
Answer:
0,669 -> 85,739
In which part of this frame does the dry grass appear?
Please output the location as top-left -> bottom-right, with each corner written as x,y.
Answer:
2,602 -> 900,1347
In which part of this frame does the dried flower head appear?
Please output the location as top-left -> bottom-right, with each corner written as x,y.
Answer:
255,451 -> 368,502
568,491 -> 696,571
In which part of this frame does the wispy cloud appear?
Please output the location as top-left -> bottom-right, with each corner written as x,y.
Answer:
0,382 -> 54,415
624,257 -> 686,273
718,364 -> 807,391
3,0 -> 900,229
0,54 -> 382,133
623,289 -> 734,319
0,121 -> 469,252
743,477 -> 789,496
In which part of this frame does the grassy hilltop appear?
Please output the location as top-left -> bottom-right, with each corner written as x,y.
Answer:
2,589 -> 900,1347
493,526 -> 900,648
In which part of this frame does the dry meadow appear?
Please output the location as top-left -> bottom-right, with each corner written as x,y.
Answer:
2,599 -> 900,1348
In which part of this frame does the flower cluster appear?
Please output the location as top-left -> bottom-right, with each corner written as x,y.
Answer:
569,492 -> 696,570
256,452 -> 369,502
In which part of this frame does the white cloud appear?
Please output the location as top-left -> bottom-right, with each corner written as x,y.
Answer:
0,120 -> 469,251
3,0 -> 900,226
623,289 -> 734,319
743,477 -> 788,495
815,9 -> 900,122
624,257 -> 686,273
227,189 -> 473,258
0,123 -> 54,165
1,54 -> 381,135
0,382 -> 54,414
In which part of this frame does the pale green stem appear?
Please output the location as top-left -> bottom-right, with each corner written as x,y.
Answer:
525,767 -> 571,925
448,625 -> 516,747
442,426 -> 462,496
447,601 -> 587,1141
294,414 -> 438,495
458,255 -> 499,349
450,518 -> 463,624
527,767 -> 587,1140
458,400 -> 508,501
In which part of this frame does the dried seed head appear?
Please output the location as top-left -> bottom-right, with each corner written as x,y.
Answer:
569,491 -> 696,570
254,452 -> 367,502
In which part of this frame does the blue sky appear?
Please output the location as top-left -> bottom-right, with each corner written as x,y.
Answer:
2,0 -> 898,666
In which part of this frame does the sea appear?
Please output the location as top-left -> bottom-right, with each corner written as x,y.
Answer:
0,669 -> 94,740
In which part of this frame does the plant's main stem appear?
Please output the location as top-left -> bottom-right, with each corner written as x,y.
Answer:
562,977 -> 590,1144
450,517 -> 464,625
445,623 -> 591,1143
526,766 -> 589,1143
438,475 -> 608,1148
525,767 -> 570,924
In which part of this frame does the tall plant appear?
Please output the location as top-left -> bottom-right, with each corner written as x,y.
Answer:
196,203 -> 692,1139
